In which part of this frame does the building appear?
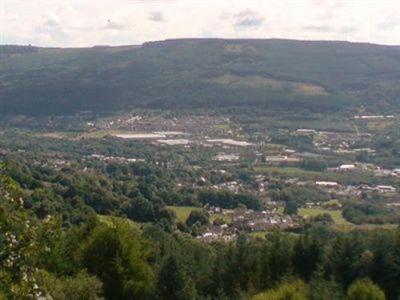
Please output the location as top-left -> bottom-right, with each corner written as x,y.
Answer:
296,129 -> 317,134
265,155 -> 301,163
376,185 -> 396,193
232,208 -> 297,231
0,148 -> 8,156
214,154 -> 240,161
316,181 -> 339,187
338,164 -> 356,171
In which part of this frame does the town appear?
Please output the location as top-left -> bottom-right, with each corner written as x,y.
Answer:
2,109 -> 399,243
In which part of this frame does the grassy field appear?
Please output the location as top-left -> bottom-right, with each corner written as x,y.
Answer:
253,166 -> 378,185
165,205 -> 398,234
97,214 -> 139,229
35,132 -> 78,139
366,119 -> 394,131
167,206 -> 200,222
297,208 -> 349,225
333,223 -> 399,232
167,206 -> 233,224
297,208 -> 398,231
210,212 -> 233,224
78,130 -> 125,139
213,124 -> 230,130
277,207 -> 399,231
249,230 -> 300,239
279,206 -> 356,226
254,166 -> 333,181
249,231 -> 270,239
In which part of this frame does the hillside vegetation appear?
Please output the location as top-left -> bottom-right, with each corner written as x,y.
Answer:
1,39 -> 400,116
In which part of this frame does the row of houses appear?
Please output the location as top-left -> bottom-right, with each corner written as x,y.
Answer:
232,209 -> 298,231
210,181 -> 244,193
315,181 -> 397,194
198,207 -> 300,242
89,154 -> 145,164
330,163 -> 400,178
93,114 -> 233,134
197,225 -> 237,243
265,155 -> 301,164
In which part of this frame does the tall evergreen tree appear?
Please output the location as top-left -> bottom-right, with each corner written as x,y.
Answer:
157,254 -> 195,300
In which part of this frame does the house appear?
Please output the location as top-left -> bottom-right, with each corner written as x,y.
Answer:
376,185 -> 396,193
211,181 -> 240,192
206,139 -> 255,147
90,154 -> 144,164
392,169 -> 400,176
232,208 -> 298,231
296,129 -> 317,134
214,154 -> 240,161
305,202 -> 316,208
208,206 -> 221,214
316,181 -> 339,187
354,115 -> 394,119
386,203 -> 400,207
198,225 -> 223,242
198,225 -> 237,243
284,149 -> 296,154
338,164 -> 356,171
266,155 -> 289,162
265,155 -> 301,164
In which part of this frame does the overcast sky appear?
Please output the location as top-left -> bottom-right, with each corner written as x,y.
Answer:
1,0 -> 400,47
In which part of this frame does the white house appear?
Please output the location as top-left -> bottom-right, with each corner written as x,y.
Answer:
316,181 -> 339,187
376,185 -> 396,193
338,164 -> 356,171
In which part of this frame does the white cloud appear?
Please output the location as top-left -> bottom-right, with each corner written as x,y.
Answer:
233,9 -> 264,29
149,11 -> 166,22
2,0 -> 400,47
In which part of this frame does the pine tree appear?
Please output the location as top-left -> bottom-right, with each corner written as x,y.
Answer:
157,254 -> 195,300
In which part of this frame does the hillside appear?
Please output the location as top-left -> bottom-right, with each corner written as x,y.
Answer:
1,39 -> 400,116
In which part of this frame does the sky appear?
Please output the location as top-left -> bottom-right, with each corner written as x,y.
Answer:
1,0 -> 400,47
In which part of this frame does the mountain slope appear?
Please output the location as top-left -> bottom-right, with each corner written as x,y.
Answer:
1,39 -> 400,116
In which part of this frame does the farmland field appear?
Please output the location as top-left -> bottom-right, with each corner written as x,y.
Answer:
297,208 -> 349,225
167,206 -> 200,222
98,214 -> 140,229
253,166 -> 380,185
167,206 -> 233,224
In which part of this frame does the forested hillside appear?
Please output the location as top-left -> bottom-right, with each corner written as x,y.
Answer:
1,39 -> 400,116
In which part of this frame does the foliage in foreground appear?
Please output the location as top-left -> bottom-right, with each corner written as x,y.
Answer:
1,164 -> 400,299
252,279 -> 311,300
346,278 -> 386,300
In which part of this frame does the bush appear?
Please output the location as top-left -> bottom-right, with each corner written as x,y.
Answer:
252,279 -> 310,300
346,278 -> 385,300
36,270 -> 103,300
185,210 -> 209,227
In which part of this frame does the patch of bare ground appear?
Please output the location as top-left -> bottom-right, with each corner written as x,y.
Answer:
210,74 -> 328,96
